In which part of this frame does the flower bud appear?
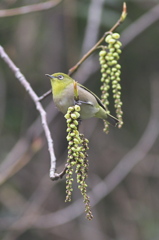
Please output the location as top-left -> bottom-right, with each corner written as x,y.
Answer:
105,34 -> 112,43
108,38 -> 116,44
71,113 -> 77,119
112,33 -> 120,39
75,105 -> 81,111
70,123 -> 76,128
64,113 -> 70,119
99,50 -> 106,56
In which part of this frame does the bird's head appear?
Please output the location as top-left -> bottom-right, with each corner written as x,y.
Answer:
45,72 -> 73,84
46,73 -> 74,95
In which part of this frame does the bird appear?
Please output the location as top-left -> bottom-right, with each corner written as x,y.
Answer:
46,72 -> 119,126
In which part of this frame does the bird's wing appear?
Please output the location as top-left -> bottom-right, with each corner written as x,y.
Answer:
78,84 -> 107,111
78,83 -> 119,126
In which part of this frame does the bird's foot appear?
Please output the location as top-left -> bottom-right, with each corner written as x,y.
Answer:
74,99 -> 92,106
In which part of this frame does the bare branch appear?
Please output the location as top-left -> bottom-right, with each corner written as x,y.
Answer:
0,0 -> 61,17
68,2 -> 127,76
0,46 -> 57,179
39,89 -> 52,101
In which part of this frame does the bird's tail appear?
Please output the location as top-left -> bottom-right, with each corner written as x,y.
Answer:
106,113 -> 119,127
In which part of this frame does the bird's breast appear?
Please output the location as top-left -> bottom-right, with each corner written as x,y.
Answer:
53,84 -> 99,119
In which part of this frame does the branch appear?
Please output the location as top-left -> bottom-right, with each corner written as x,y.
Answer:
68,2 -> 127,75
0,0 -> 61,17
0,46 -> 57,179
38,89 -> 52,101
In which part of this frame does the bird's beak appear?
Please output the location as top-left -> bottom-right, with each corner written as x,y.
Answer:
45,74 -> 54,79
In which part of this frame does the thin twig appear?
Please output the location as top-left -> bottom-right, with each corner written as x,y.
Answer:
38,89 -> 52,101
68,2 -> 127,76
0,46 -> 57,179
0,0 -> 61,17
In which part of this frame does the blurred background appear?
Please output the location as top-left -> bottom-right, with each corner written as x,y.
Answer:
0,0 -> 159,239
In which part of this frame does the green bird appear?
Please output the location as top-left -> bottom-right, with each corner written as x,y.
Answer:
46,73 -> 118,126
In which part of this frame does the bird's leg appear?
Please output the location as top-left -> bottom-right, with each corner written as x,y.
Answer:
73,80 -> 92,106
74,99 -> 93,106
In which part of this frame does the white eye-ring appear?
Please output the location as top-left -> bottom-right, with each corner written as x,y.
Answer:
58,75 -> 64,80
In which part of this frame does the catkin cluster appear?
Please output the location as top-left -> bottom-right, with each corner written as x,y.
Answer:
99,32 -> 123,131
65,105 -> 93,220
77,133 -> 93,220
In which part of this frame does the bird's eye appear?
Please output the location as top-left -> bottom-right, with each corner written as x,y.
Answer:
58,75 -> 64,80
